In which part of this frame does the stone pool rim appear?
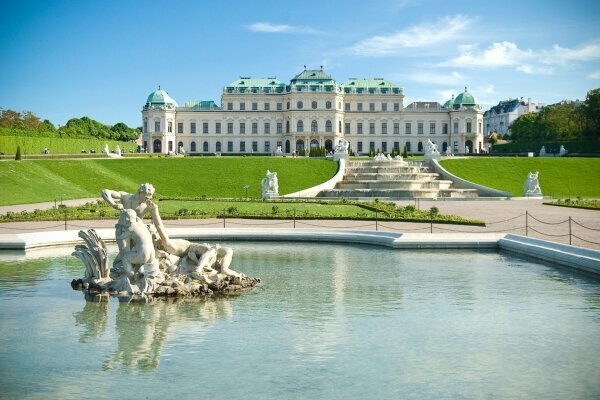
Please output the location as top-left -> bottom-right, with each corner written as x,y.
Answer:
0,229 -> 599,276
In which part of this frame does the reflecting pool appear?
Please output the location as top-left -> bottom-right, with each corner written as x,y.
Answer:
0,243 -> 599,399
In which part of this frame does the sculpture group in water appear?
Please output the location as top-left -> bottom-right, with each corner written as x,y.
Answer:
72,183 -> 260,297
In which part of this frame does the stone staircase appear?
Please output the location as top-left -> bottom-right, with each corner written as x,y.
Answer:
317,160 -> 478,199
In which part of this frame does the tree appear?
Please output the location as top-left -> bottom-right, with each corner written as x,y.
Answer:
15,145 -> 22,160
581,88 -> 600,139
402,144 -> 408,158
0,109 -> 24,129
509,113 -> 538,141
22,111 -> 41,131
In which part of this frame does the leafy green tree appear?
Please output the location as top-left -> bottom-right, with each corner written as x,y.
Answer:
509,113 -> 538,141
15,145 -> 22,160
581,88 -> 600,139
0,109 -> 24,129
22,111 -> 41,131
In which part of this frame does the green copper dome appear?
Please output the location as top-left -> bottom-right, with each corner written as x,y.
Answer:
453,87 -> 476,109
146,88 -> 178,107
443,94 -> 455,109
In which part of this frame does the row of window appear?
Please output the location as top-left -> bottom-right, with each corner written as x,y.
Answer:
224,101 -> 402,112
162,139 -> 466,154
145,120 -> 478,135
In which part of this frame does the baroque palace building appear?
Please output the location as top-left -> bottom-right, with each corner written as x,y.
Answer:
141,68 -> 484,156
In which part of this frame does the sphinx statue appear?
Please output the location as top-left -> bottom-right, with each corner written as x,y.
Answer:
72,184 -> 259,297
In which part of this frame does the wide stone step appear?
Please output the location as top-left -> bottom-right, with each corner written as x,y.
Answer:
345,167 -> 432,174
343,173 -> 439,181
318,187 -> 479,199
337,180 -> 454,190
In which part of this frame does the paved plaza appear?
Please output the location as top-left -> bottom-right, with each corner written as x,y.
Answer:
0,198 -> 598,250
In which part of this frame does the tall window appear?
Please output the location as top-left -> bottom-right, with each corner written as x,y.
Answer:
418,141 -> 423,152
252,102 -> 257,111
240,141 -> 245,152
453,121 -> 459,134
297,101 -> 303,109
276,102 -> 282,111
311,101 -> 317,109
466,122 -> 472,133
381,122 -> 387,134
252,141 -> 258,152
394,141 -> 399,152
297,120 -> 304,132
155,121 -> 160,133
430,122 -> 436,134
311,120 -> 318,133
345,103 -> 350,111
345,122 -> 350,134
227,102 -> 233,110
227,141 -> 233,152
286,121 -> 290,133
190,141 -> 196,152
369,123 -> 375,134
325,120 -> 332,133
264,102 -> 270,111
394,122 -> 399,134
357,122 -> 363,134
203,122 -> 209,134
190,122 -> 196,134
252,122 -> 258,134
227,122 -> 233,134
264,122 -> 270,134
369,103 -> 375,112
265,141 -> 270,152
369,142 -> 375,152
168,121 -> 172,133
277,122 -> 283,134
405,122 -> 411,134
203,141 -> 209,152
215,122 -> 221,134
381,103 -> 387,112
357,141 -> 363,153
216,141 -> 221,152
240,122 -> 246,134
382,142 -> 387,152
418,122 -> 423,134
339,120 -> 342,133
326,101 -> 332,109
240,102 -> 245,111
357,103 -> 363,111
177,122 -> 183,133
443,123 -> 448,134
143,119 -> 148,133
394,103 -> 400,112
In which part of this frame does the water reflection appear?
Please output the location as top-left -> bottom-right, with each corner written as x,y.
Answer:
73,294 -> 233,373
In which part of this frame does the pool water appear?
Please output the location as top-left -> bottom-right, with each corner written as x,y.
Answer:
0,243 -> 599,399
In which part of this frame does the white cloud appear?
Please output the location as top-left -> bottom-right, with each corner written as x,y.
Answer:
348,15 -> 475,56
247,22 -> 319,34
446,41 -> 533,67
589,70 -> 600,79
516,64 -> 554,75
435,90 -> 455,101
541,41 -> 600,65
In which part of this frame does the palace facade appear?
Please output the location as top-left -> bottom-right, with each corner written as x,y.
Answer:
141,68 -> 484,155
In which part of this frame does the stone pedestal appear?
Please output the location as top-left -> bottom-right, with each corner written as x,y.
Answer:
333,153 -> 349,161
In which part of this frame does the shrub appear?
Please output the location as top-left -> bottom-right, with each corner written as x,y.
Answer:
15,145 -> 21,160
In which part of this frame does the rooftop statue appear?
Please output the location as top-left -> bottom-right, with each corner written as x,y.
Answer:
72,184 -> 260,298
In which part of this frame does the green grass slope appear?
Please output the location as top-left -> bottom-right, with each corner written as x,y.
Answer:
440,157 -> 600,198
0,134 -> 137,155
0,157 -> 338,205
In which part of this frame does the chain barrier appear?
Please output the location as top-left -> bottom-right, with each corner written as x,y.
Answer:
295,220 -> 374,229
527,226 -> 570,238
377,222 -> 430,232
224,219 -> 291,226
527,213 -> 569,225
164,219 -> 224,227
570,219 -> 600,231
571,234 -> 600,245
486,213 -> 526,225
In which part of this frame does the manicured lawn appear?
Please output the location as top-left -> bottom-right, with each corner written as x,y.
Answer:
0,157 -> 338,205
0,134 -> 137,155
440,157 -> 600,198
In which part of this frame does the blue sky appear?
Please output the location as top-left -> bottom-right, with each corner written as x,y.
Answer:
1,0 -> 599,128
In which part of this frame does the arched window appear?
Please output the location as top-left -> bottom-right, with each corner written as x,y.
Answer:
296,139 -> 304,151
297,101 -> 303,109
418,141 -> 423,153
190,141 -> 196,152
216,141 -> 222,152
405,142 -> 411,152
178,141 -> 184,153
442,142 -> 448,152
325,120 -> 332,133
311,101 -> 317,109
311,120 -> 318,133
286,102 -> 290,110
338,121 -> 342,133
143,118 -> 148,133
310,139 -> 319,149
203,141 -> 209,152
297,120 -> 304,133
326,101 -> 332,109
286,120 -> 290,133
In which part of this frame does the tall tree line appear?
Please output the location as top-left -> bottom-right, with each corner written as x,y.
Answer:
509,88 -> 600,142
0,108 -> 139,141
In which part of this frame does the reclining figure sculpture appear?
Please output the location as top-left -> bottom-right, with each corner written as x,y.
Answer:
72,183 -> 260,297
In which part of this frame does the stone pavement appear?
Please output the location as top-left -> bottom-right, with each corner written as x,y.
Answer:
0,198 -> 599,249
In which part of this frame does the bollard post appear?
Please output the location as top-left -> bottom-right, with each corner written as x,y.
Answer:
569,216 -> 572,245
525,211 -> 528,236
375,210 -> 378,231
223,217 -> 225,228
64,209 -> 67,231
293,208 -> 296,229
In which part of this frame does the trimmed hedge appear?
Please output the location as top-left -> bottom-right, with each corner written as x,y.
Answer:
492,140 -> 600,154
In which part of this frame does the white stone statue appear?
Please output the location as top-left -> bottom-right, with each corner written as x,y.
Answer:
539,146 -> 547,157
72,183 -> 259,297
523,171 -> 542,197
275,145 -> 283,155
261,170 -> 279,199
102,144 -> 110,155
559,145 -> 568,157
424,139 -> 440,155
334,139 -> 349,154
115,145 -> 122,157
